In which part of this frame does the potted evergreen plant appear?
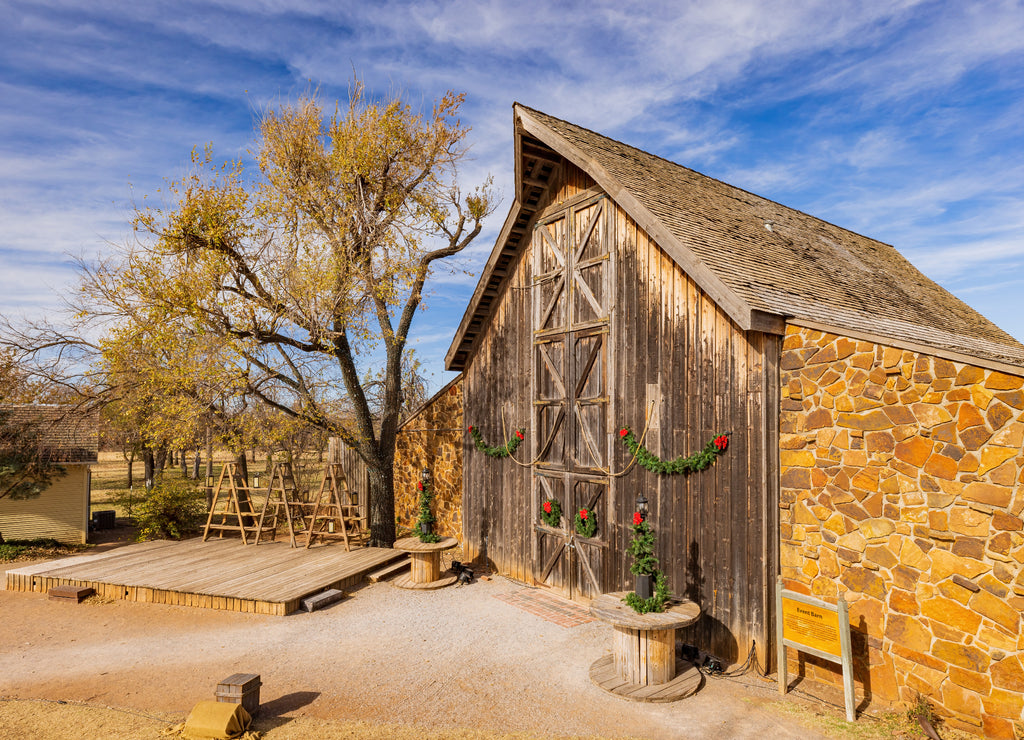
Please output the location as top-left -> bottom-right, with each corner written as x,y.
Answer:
625,496 -> 670,613
414,468 -> 441,543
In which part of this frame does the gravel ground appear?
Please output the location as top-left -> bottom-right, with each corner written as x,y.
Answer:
0,562 -> 838,739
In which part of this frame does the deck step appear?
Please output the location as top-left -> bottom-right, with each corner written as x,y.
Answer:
301,588 -> 346,612
365,557 -> 411,583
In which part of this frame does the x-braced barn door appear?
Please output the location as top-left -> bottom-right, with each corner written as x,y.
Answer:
532,195 -> 612,602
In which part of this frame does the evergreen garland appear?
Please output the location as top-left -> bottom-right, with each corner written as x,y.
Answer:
618,427 -> 730,475
623,572 -> 671,614
540,497 -> 562,528
468,425 -> 525,458
414,479 -> 441,543
623,512 -> 671,613
574,507 -> 597,538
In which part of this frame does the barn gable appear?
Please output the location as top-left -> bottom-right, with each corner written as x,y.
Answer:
449,105 -> 1024,374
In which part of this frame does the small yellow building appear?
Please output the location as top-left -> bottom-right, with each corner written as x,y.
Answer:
0,407 -> 98,545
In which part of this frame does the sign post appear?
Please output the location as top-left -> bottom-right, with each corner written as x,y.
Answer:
776,577 -> 856,722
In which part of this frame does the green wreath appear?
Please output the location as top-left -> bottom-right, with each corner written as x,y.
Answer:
574,507 -> 597,538
619,427 -> 730,475
540,497 -> 562,527
469,425 -> 525,458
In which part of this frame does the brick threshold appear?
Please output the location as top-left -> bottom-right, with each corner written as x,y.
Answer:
493,587 -> 595,627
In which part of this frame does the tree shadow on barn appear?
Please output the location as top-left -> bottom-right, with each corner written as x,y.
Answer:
676,540 -> 740,666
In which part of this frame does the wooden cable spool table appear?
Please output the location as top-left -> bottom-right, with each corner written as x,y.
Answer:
391,536 -> 459,590
589,591 -> 703,702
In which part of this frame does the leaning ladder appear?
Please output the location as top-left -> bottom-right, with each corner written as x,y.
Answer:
201,463 -> 275,545
304,463 -> 365,551
253,462 -> 302,547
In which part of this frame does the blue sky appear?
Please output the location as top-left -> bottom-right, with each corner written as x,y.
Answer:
3,0 -> 1023,392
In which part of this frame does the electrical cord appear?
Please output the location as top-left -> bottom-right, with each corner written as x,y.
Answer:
684,642 -> 885,723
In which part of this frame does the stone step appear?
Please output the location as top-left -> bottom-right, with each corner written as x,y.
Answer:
365,557 -> 411,583
300,588 -> 345,612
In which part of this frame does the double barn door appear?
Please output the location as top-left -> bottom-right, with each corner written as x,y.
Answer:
532,195 -> 613,602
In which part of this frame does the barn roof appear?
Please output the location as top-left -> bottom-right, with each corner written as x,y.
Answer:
0,406 -> 98,464
446,104 -> 1024,373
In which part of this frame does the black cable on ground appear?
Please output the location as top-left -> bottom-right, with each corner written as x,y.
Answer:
685,641 -> 887,724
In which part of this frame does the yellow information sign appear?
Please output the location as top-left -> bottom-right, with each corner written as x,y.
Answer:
777,580 -> 856,722
781,596 -> 842,657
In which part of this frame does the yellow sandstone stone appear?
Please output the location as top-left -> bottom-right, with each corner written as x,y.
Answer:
985,372 -> 1024,391
979,446 -> 1018,476
971,384 -> 995,410
912,403 -> 953,428
969,589 -> 1020,633
860,518 -> 895,540
930,549 -> 989,581
900,539 -> 929,569
949,507 -> 992,537
963,481 -> 1012,508
990,422 -> 1023,447
781,449 -> 815,467
989,460 -> 1016,487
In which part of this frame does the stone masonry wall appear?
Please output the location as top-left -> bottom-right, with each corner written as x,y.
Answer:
780,325 -> 1024,738
393,379 -> 463,540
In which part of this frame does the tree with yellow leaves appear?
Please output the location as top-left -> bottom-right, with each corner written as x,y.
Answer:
74,84 -> 494,546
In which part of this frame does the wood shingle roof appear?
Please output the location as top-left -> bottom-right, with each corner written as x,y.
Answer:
446,104 -> 1024,372
1,406 -> 98,464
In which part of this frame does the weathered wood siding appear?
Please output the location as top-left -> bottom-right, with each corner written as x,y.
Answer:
0,465 -> 90,544
463,160 -> 779,665
610,196 -> 779,667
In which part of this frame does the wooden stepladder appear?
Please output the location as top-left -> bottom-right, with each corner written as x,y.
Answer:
202,463 -> 275,545
254,462 -> 302,547
304,463 -> 365,551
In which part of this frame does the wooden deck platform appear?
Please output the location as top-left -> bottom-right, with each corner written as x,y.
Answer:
5,537 -> 405,615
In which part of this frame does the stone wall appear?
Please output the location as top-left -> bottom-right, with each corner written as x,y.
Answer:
779,325 -> 1024,738
393,378 -> 463,539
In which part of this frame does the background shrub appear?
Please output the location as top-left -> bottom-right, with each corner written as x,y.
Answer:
132,479 -> 207,540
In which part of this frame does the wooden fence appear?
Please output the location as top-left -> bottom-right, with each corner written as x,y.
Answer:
327,437 -> 370,522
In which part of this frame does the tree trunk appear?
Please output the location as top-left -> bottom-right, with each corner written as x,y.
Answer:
367,461 -> 396,548
126,449 -> 135,490
193,451 -> 201,481
234,451 -> 248,484
181,450 -> 188,478
143,448 -> 155,491
205,427 -> 213,480
155,446 -> 168,476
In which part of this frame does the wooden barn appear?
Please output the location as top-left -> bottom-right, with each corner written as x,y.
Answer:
445,101 -> 1024,710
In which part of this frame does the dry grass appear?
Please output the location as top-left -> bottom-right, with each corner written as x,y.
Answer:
89,450 -> 331,520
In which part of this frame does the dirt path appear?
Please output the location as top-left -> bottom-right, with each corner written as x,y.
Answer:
0,558 -> 881,739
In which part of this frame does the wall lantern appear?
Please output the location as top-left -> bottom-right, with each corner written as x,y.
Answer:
636,492 -> 649,522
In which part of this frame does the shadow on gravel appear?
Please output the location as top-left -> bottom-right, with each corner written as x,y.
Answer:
258,690 -> 321,721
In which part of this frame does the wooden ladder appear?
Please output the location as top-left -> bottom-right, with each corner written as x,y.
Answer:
201,463 -> 276,545
304,463 -> 365,551
254,462 -> 302,547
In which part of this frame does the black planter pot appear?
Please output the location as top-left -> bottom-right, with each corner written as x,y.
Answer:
635,573 -> 653,600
